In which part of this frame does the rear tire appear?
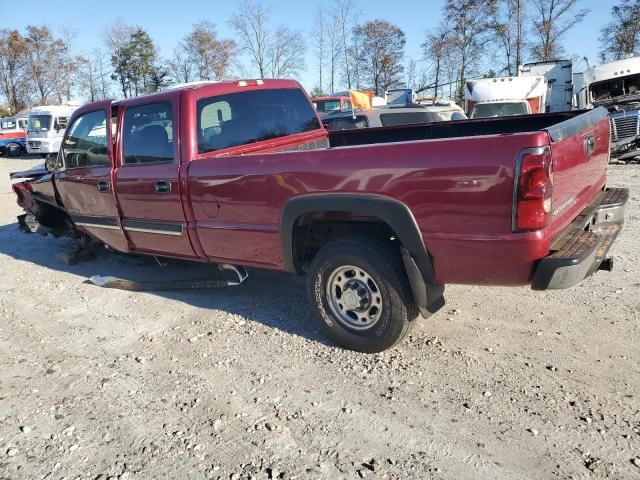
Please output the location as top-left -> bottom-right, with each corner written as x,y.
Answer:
307,236 -> 418,353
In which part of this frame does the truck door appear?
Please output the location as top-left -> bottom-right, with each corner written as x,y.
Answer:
55,101 -> 129,252
114,97 -> 196,258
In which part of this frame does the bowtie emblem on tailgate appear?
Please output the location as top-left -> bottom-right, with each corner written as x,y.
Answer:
584,135 -> 596,156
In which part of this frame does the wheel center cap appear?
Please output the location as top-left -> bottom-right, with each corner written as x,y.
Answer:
342,290 -> 361,310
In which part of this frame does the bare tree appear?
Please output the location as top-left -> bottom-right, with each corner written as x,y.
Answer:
334,0 -> 358,88
79,49 -> 110,102
443,0 -> 493,101
182,20 -> 236,81
229,0 -> 269,78
423,24 -> 451,97
79,55 -> 97,102
489,0 -> 529,75
312,7 -> 327,94
0,29 -> 31,114
352,20 -> 406,95
327,10 -> 342,93
230,1 -> 305,79
24,26 -> 62,104
168,46 -> 194,84
50,27 -> 80,103
94,49 -> 111,99
268,27 -> 305,78
599,0 -> 640,61
531,0 -> 588,61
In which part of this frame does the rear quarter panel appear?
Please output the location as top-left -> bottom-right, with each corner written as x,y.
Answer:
187,131 -> 550,283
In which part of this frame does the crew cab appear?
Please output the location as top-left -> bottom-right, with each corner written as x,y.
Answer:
11,79 -> 628,352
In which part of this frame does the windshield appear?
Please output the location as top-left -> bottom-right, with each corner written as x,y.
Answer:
470,102 -> 529,119
314,100 -> 342,113
28,115 -> 52,132
590,73 -> 640,104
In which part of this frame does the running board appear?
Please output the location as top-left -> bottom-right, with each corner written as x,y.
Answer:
219,264 -> 249,286
89,264 -> 249,291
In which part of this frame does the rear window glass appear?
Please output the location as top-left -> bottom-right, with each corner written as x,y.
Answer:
379,111 -> 434,127
324,115 -> 369,131
197,88 -> 321,153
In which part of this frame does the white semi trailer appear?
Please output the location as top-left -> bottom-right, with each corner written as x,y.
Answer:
519,59 -> 573,112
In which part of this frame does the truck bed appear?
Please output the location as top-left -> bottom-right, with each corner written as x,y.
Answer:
328,110 -> 586,147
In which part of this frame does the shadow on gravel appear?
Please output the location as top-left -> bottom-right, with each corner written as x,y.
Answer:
0,222 -> 330,346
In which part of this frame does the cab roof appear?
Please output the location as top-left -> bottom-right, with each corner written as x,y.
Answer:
114,79 -> 305,108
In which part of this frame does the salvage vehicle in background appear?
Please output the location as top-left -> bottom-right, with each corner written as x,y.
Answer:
311,95 -> 352,116
11,79 -> 628,352
26,105 -> 79,156
465,76 -> 548,119
322,102 -> 465,131
0,114 -> 28,157
575,56 -> 640,162
519,60 -> 574,113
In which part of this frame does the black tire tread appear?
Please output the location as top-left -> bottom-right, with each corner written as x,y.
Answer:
307,234 -> 418,353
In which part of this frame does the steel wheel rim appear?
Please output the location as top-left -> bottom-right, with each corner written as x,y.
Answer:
325,265 -> 383,331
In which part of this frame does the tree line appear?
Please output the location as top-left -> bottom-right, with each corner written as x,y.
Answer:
0,0 -> 639,116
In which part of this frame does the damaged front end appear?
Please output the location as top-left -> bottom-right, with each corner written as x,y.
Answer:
607,102 -> 640,162
11,165 -> 73,238
592,80 -> 640,162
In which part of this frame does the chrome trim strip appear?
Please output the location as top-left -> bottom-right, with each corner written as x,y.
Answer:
122,219 -> 184,236
75,222 -> 121,230
124,226 -> 183,236
546,107 -> 608,142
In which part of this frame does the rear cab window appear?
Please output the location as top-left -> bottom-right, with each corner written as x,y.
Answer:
197,88 -> 321,154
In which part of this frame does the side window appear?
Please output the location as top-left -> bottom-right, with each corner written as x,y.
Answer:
55,116 -> 69,131
197,88 -> 321,153
123,102 -> 174,165
62,110 -> 109,169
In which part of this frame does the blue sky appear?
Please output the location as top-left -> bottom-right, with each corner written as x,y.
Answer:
1,0 -> 613,92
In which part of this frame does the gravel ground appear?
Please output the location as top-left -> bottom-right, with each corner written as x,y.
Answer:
0,155 -> 639,480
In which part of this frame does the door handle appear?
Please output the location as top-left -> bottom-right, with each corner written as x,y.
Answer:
154,181 -> 172,194
97,181 -> 110,193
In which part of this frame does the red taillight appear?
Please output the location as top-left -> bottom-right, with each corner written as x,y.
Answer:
514,147 -> 553,231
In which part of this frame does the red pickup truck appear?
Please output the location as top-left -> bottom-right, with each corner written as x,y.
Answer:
11,79 -> 628,352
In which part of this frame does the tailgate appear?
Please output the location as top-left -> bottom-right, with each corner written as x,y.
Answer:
545,107 -> 610,225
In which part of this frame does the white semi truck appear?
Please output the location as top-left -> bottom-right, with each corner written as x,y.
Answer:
519,59 -> 573,112
464,76 -> 547,119
26,104 -> 80,156
575,56 -> 640,162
